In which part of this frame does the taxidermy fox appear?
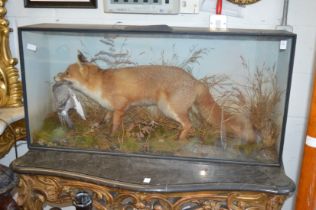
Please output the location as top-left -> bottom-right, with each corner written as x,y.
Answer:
55,54 -> 255,141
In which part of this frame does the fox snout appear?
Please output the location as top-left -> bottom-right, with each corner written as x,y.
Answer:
54,72 -> 65,82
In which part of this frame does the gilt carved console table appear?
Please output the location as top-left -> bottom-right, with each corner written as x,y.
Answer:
12,150 -> 295,210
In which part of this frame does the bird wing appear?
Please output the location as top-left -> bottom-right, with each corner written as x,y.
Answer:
70,90 -> 86,120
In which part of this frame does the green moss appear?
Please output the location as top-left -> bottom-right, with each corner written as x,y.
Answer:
33,130 -> 51,144
96,137 -> 111,150
149,137 -> 181,153
41,116 -> 60,132
75,135 -> 96,147
51,127 -> 66,140
120,137 -> 142,153
34,131 -> 47,139
73,122 -> 87,133
237,143 -> 259,156
202,134 -> 219,146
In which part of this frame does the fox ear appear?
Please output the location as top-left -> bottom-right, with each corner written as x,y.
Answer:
77,51 -> 88,76
77,51 -> 89,63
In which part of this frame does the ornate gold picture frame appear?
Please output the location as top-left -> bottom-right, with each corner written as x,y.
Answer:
0,0 -> 25,158
227,0 -> 260,5
24,0 -> 97,8
0,0 -> 23,108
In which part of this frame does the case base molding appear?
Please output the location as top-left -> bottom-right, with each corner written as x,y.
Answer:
16,174 -> 287,210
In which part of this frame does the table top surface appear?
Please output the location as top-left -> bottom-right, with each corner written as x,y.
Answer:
11,149 -> 295,195
0,107 -> 24,135
0,164 -> 18,195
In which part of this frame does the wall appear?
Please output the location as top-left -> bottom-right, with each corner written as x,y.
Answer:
1,0 -> 316,209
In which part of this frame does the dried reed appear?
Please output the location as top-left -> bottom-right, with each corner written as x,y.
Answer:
90,37 -> 137,68
228,56 -> 283,147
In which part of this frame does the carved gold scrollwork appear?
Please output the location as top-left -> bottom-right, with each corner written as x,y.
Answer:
173,193 -> 228,210
0,0 -> 25,158
0,0 -> 7,20
266,195 -> 286,210
114,193 -> 174,210
17,175 -> 46,210
0,0 -> 23,107
228,192 -> 267,210
16,175 -> 287,210
0,119 -> 25,158
17,175 -> 113,210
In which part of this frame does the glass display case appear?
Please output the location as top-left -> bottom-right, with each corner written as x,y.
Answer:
18,24 -> 296,166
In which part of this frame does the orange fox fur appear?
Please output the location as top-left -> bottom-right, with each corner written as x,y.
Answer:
56,56 -> 255,141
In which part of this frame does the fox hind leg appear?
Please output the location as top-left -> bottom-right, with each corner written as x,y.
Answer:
176,113 -> 192,140
158,98 -> 192,140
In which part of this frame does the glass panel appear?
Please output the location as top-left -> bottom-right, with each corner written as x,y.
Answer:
20,29 -> 294,165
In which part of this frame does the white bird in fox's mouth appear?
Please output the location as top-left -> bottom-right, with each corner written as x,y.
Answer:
52,81 -> 86,128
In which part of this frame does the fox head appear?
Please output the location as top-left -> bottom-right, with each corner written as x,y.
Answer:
55,52 -> 93,88
227,115 -> 258,143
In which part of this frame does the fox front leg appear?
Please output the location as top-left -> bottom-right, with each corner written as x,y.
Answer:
111,110 -> 125,135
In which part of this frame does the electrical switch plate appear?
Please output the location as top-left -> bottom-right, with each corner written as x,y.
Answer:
209,14 -> 227,30
104,0 -> 180,14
